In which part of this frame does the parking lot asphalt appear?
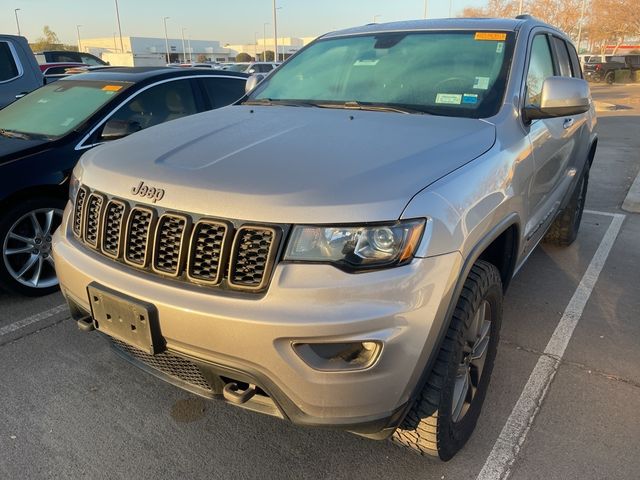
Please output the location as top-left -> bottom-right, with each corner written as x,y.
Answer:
1,84 -> 639,480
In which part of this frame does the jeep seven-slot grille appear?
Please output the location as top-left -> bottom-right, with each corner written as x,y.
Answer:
72,187 -> 88,237
187,220 -> 228,284
101,200 -> 126,258
153,214 -> 187,275
73,186 -> 281,292
125,208 -> 154,266
83,194 -> 104,248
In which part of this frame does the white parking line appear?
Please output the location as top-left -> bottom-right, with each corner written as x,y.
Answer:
0,304 -> 68,338
477,211 -> 626,480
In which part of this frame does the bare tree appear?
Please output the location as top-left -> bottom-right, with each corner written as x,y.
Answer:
460,0 -> 638,54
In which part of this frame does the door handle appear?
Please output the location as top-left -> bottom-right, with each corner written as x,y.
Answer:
563,118 -> 574,129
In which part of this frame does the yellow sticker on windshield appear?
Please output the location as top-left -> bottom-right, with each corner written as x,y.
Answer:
102,85 -> 123,92
475,32 -> 507,41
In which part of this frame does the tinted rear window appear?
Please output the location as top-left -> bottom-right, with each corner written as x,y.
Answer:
0,42 -> 19,81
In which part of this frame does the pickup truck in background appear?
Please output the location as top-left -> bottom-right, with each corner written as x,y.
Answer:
0,35 -> 44,109
583,54 -> 640,84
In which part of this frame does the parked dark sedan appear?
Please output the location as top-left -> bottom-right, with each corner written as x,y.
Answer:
0,67 -> 248,295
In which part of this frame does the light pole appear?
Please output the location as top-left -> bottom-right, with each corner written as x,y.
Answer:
373,15 -> 382,23
449,0 -> 453,17
423,0 -> 428,19
263,22 -> 269,61
272,0 -> 278,64
181,27 -> 187,63
14,8 -> 21,36
187,36 -> 192,62
114,0 -> 124,53
76,25 -> 82,52
163,16 -> 170,64
254,32 -> 258,61
518,0 -> 524,15
576,0 -> 587,53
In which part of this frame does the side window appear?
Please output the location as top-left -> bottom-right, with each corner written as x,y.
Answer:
256,64 -> 272,73
51,52 -> 79,63
79,54 -> 102,66
565,41 -> 582,78
0,42 -> 20,81
526,35 -> 555,107
551,37 -> 572,77
101,79 -> 197,138
201,77 -> 246,108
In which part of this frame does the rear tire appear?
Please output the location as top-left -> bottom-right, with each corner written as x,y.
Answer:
605,71 -> 615,84
543,167 -> 589,247
392,261 -> 503,460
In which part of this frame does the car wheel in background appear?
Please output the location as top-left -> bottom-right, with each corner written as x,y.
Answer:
605,71 -> 615,84
0,197 -> 66,296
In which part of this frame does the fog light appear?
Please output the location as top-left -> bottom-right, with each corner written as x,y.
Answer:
293,341 -> 382,371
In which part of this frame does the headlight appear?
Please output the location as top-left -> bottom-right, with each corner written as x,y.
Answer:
284,219 -> 426,270
68,172 -> 80,203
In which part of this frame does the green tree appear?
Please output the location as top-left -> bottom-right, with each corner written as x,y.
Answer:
263,50 -> 275,61
235,52 -> 254,62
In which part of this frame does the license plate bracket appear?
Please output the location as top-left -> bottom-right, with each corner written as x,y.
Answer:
87,282 -> 163,355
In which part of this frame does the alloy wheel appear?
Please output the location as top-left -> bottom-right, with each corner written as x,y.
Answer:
451,300 -> 492,423
2,208 -> 63,289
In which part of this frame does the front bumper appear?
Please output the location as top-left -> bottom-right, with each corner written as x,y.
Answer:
53,204 -> 461,433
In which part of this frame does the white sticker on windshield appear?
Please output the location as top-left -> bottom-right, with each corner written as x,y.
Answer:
60,118 -> 74,127
473,76 -> 490,90
354,59 -> 379,66
496,42 -> 504,53
435,93 -> 462,105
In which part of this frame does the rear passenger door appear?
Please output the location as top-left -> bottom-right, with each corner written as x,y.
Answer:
198,76 -> 247,110
524,33 -> 583,247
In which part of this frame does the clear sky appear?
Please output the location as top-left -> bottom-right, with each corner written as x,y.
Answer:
2,0 -> 488,45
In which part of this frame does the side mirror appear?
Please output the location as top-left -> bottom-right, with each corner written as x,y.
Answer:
524,76 -> 590,121
245,74 -> 266,93
100,119 -> 142,141
248,68 -> 256,74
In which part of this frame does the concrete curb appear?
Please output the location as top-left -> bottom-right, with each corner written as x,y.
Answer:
622,167 -> 640,213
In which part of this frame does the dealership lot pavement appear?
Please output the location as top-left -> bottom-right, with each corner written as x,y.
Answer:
1,85 -> 639,480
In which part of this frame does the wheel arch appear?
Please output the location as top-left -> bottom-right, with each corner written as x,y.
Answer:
392,215 -> 521,430
0,184 -> 68,214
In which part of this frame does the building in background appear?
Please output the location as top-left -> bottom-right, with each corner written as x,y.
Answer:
80,36 -> 234,66
226,36 -> 316,61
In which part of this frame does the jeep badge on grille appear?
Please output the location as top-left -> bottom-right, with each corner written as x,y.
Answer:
131,181 -> 165,203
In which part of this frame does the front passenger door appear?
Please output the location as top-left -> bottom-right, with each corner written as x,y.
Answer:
524,33 -> 576,247
95,78 -> 199,142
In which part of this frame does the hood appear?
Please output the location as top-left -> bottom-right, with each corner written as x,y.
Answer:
0,136 -> 50,164
79,105 -> 495,224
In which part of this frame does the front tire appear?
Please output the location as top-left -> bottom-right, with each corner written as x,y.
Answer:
392,261 -> 503,460
0,197 -> 65,296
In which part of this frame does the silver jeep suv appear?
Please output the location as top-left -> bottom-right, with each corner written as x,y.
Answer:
53,16 -> 596,460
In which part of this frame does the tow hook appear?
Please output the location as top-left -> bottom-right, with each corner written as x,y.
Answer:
223,382 -> 257,405
76,317 -> 95,332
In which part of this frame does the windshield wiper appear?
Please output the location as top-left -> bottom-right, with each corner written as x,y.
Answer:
0,128 -> 32,140
342,101 -> 428,115
243,98 -> 321,108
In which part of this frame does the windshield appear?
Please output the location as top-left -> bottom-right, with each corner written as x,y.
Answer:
248,31 -> 515,118
0,80 -> 132,139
